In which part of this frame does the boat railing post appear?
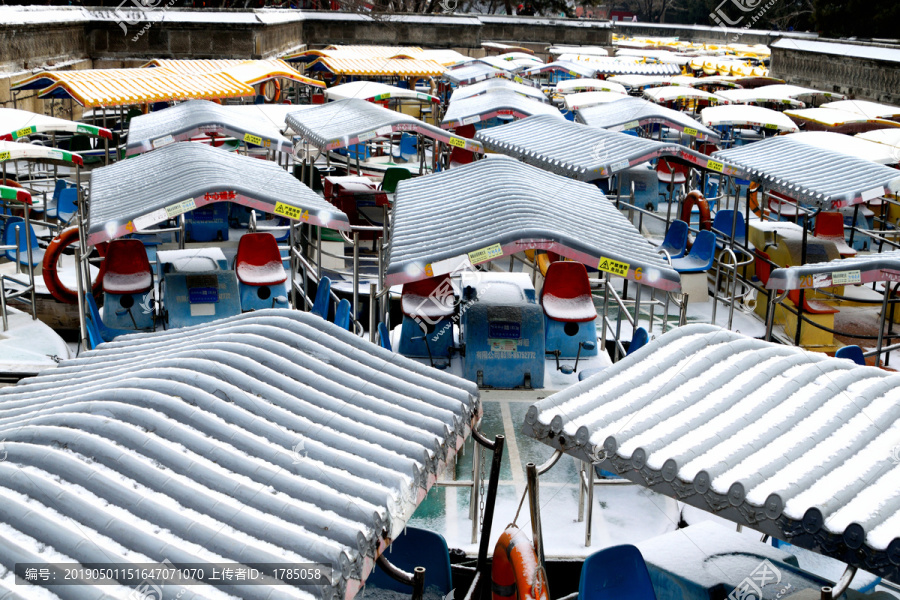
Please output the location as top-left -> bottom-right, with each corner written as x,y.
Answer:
679,293 -> 689,326
179,214 -> 185,250
601,273 -> 609,356
369,283 -> 377,342
289,222 -> 297,309
474,433 -> 505,582
74,246 -> 88,351
470,440 -> 482,544
13,227 -> 20,276
632,281 -> 642,337
24,204 -> 35,319
0,278 -> 8,332
577,460 -> 586,522
316,226 -> 322,282
876,282 -> 890,367
584,460 -> 595,547
525,463 -> 545,567
352,232 -> 360,330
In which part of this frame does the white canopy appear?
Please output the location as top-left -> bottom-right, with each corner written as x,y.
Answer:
325,80 -> 440,104
555,78 -> 628,95
564,91 -> 629,111
643,86 -> 730,105
701,104 -> 800,133
822,99 -> 900,120
786,131 -> 900,165
716,87 -> 806,108
0,107 -> 112,141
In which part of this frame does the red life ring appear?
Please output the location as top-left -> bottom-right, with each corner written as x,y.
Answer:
491,526 -> 550,600
680,190 -> 712,231
42,226 -> 108,304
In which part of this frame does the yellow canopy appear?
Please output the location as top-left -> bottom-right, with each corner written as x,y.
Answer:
306,56 -> 445,77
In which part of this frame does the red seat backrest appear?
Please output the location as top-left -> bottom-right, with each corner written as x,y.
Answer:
541,261 -> 592,301
450,124 -> 476,165
814,211 -> 845,238
236,232 -> 286,286
403,274 -> 451,298
102,239 -> 152,294
656,160 -> 689,177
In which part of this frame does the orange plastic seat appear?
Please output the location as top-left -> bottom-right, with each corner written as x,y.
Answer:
540,262 -> 597,322
235,232 -> 287,286
102,239 -> 152,294
656,159 -> 689,185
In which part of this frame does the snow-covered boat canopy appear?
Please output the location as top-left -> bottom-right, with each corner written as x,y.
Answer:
444,63 -> 531,87
821,99 -> 900,120
548,45 -> 609,57
713,136 -> 900,208
0,309 -> 480,600
607,74 -> 682,92
584,61 -> 682,77
449,78 -> 548,103
385,157 -> 680,291
642,86 -> 731,105
716,87 -> 807,109
475,115 -> 726,181
691,75 -> 786,89
0,140 -> 83,167
576,96 -> 720,141
284,98 -> 484,153
700,104 -> 799,133
555,78 -> 628,95
441,91 -> 564,128
86,142 -> 349,246
125,99 -> 294,157
523,324 -> 900,585
857,128 -> 900,148
563,91 -> 629,111
787,131 -> 900,165
0,107 -> 112,141
324,80 -> 441,105
754,83 -> 846,103
767,249 -> 900,290
784,107 -> 900,134
520,60 -> 599,79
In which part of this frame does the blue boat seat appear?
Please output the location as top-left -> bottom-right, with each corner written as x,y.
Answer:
541,262 -> 598,359
235,232 -> 289,312
311,276 -> 332,320
712,210 -> 754,253
378,322 -> 392,351
367,527 -> 452,595
627,327 -> 649,356
45,187 -> 78,224
656,219 -> 688,259
671,230 -> 717,273
4,220 -> 44,266
333,298 -> 351,330
578,544 -> 657,600
835,345 -> 865,365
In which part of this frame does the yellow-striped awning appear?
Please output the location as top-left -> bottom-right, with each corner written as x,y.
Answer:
142,58 -> 323,87
306,56 -> 445,77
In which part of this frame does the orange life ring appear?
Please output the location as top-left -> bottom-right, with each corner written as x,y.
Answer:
680,190 -> 712,231
747,182 -> 762,217
491,526 -> 550,600
261,79 -> 282,104
42,226 -> 108,304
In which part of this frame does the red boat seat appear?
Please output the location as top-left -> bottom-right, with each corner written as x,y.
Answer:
401,275 -> 455,320
541,261 -> 597,322
235,232 -> 287,286
102,239 -> 152,294
814,211 -> 857,258
656,159 -> 689,185
450,124 -> 475,166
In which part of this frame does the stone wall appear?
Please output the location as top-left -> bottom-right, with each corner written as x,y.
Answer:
771,44 -> 900,104
610,21 -> 817,46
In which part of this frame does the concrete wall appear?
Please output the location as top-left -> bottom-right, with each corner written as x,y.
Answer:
610,21 -> 817,46
771,43 -> 900,104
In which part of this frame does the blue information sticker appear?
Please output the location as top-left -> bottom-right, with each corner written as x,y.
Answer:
489,321 -> 521,339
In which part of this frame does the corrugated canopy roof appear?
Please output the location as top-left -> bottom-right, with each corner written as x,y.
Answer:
0,309 -> 480,600
476,115 -> 724,180
385,157 -> 680,291
563,91 -> 629,111
285,98 -> 483,153
306,56 -> 445,77
86,142 -> 349,245
520,60 -> 599,79
125,99 -> 293,157
325,81 -> 439,104
444,63 -> 526,86
716,87 -> 807,108
643,86 -> 730,105
713,136 -> 900,208
555,78 -> 628,95
700,104 -> 799,133
767,249 -> 900,290
576,96 -> 720,141
449,78 -> 548,103
0,107 -> 111,141
523,324 -> 900,585
787,131 -> 900,165
441,91 -> 564,128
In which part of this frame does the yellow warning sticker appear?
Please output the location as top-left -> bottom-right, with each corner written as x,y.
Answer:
449,137 -> 467,149
765,123 -> 778,130
14,126 -> 35,138
706,159 -> 724,173
597,257 -> 630,277
468,243 -> 503,265
274,202 -> 309,221
243,133 -> 263,146
683,127 -> 698,137
0,151 -> 9,162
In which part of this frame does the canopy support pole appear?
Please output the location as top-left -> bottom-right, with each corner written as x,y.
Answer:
795,208 -> 820,347
876,281 -> 890,367
474,433 -> 505,585
526,462 -> 545,567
